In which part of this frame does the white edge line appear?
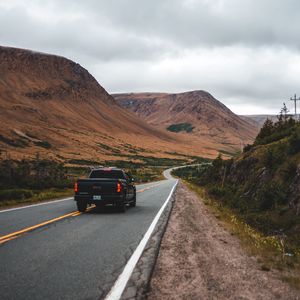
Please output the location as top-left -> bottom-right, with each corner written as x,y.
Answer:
105,179 -> 178,300
0,181 -> 167,214
0,197 -> 74,213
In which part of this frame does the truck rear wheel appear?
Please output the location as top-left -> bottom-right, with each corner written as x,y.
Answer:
129,193 -> 136,207
77,201 -> 87,212
117,201 -> 126,213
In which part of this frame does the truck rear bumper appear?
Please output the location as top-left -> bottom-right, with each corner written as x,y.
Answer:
74,194 -> 124,205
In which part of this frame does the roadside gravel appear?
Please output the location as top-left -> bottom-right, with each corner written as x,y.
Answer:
147,182 -> 300,300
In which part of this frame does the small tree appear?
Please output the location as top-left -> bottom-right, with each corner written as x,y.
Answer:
289,130 -> 300,154
279,102 -> 289,121
255,119 -> 274,144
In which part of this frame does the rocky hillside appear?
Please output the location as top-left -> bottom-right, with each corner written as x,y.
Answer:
175,117 -> 300,251
0,46 -> 208,162
114,91 -> 259,156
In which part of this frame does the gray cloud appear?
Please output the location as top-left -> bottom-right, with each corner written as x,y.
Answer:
0,0 -> 299,114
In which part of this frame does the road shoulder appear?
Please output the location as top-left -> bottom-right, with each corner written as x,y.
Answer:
146,181 -> 299,299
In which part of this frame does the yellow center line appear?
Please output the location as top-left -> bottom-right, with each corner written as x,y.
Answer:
137,182 -> 162,193
0,182 -> 164,245
0,211 -> 82,245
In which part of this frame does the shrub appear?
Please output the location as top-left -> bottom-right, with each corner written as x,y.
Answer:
243,144 -> 253,152
255,118 -> 299,146
289,130 -> 300,154
262,148 -> 283,171
33,140 -> 52,149
255,183 -> 286,211
208,186 -> 225,198
0,159 -> 70,190
167,123 -> 194,133
280,160 -> 298,181
0,189 -> 34,201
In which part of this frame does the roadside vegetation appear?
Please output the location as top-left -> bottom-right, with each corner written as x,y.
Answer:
173,112 -> 300,288
166,122 -> 194,133
0,158 -> 77,207
0,152 -> 207,207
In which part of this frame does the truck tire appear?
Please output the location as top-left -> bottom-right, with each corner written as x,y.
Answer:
129,193 -> 136,207
117,201 -> 126,213
77,200 -> 87,212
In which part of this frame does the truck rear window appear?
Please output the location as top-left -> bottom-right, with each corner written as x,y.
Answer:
89,170 -> 125,179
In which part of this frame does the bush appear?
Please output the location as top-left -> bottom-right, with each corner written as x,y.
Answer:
280,160 -> 298,181
255,118 -> 299,146
289,130 -> 300,154
262,147 -> 284,171
0,189 -> 34,201
208,186 -> 225,198
243,144 -> 253,152
33,140 -> 52,149
167,123 -> 194,133
255,183 -> 286,211
0,159 -> 70,190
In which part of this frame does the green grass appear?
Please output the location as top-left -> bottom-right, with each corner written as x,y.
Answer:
218,149 -> 238,156
128,166 -> 165,183
105,156 -> 187,167
68,158 -> 102,165
166,122 -> 194,133
0,134 -> 29,148
0,188 -> 73,208
96,143 -> 121,154
33,140 -> 52,149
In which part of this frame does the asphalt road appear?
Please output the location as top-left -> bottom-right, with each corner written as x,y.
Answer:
0,178 -> 177,300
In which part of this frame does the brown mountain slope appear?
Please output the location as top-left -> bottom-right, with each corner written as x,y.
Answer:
0,46 -> 210,162
114,91 -> 259,155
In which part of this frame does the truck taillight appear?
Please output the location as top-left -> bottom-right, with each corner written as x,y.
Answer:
74,182 -> 78,193
117,182 -> 121,193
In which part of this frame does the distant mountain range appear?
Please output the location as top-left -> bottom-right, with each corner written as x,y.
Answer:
114,91 -> 259,156
0,46 -> 259,162
240,115 -> 278,127
0,46 -> 205,162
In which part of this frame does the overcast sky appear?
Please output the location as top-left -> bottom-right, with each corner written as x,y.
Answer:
1,0 -> 299,114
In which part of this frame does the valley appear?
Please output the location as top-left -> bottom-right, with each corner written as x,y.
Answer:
0,46 -> 259,164
114,91 -> 259,157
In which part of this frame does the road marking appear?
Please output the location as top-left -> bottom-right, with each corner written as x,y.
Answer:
105,180 -> 178,300
0,211 -> 81,245
0,182 -> 166,214
136,182 -> 163,193
0,182 -> 166,245
0,197 -> 73,213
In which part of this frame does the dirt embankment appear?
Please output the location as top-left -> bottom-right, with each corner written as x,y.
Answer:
147,182 -> 299,300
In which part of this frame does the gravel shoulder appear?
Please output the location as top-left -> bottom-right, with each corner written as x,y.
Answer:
147,182 -> 300,300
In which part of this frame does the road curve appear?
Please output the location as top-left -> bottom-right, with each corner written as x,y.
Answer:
0,177 -> 177,299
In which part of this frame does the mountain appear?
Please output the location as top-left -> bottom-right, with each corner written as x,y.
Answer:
0,46 -> 208,162
240,115 -> 278,127
114,91 -> 259,155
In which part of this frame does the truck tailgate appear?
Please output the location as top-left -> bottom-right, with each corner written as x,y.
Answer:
77,179 -> 119,195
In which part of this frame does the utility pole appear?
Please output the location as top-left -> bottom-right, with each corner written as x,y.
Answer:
290,94 -> 300,119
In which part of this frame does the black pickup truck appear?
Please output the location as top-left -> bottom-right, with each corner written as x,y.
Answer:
74,167 -> 136,212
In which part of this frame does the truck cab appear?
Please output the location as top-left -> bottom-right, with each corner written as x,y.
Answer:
74,167 -> 136,212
